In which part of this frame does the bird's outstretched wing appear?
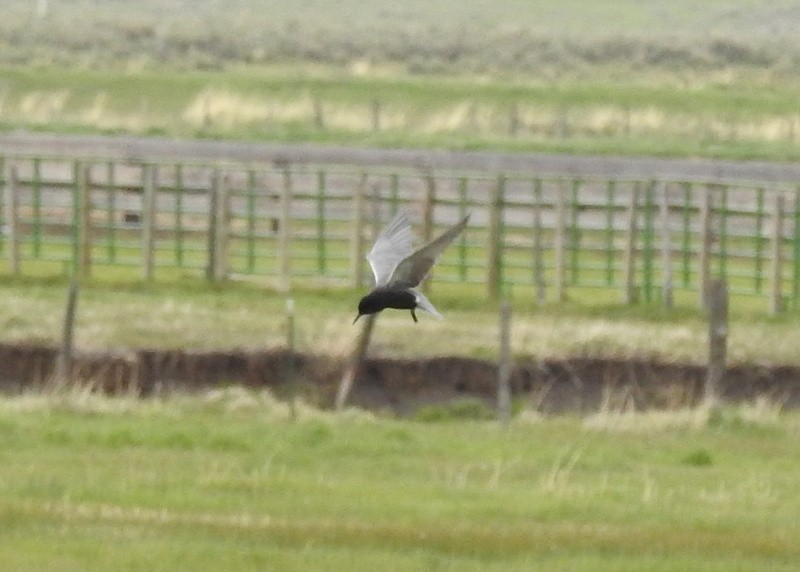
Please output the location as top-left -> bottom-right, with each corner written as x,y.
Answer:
387,215 -> 470,289
366,211 -> 415,286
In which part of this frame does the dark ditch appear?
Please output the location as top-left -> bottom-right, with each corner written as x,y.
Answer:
1,343 -> 799,414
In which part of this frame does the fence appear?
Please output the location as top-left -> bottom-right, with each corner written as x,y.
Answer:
2,148 -> 800,312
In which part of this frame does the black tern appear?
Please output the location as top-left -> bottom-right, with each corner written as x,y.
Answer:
354,211 -> 470,323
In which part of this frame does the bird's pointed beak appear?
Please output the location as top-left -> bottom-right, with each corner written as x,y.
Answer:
353,314 -> 362,324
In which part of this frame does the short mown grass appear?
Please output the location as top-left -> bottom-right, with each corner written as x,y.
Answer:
1,389 -> 799,571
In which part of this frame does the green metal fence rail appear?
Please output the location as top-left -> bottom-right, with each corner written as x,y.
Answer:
1,153 -> 799,311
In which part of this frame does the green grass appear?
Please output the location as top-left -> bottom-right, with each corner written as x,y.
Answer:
1,390 -> 799,570
5,64 -> 800,160
0,275 -> 799,365
6,1 -> 800,161
5,0 -> 800,75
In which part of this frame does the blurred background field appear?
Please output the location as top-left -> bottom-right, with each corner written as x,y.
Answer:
4,2 -> 800,569
7,0 -> 800,76
5,1 -> 800,159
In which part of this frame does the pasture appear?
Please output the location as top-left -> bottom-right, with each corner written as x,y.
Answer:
6,0 -> 800,75
0,277 -> 798,366
1,390 -> 798,571
4,65 -> 800,161
5,1 -> 800,161
3,2 -> 800,567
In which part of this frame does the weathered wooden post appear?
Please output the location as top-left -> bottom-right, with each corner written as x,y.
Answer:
336,314 -> 376,411
4,162 -> 20,276
497,300 -> 513,424
698,186 -> 714,308
278,167 -> 293,291
142,164 -> 157,281
206,168 -> 219,281
487,174 -> 505,300
770,194 -> 785,314
349,173 -> 368,288
213,173 -> 231,281
623,183 -> 640,304
421,173 -> 436,292
77,163 -> 92,279
660,182 -> 673,309
555,180 -> 568,301
51,279 -> 79,389
532,178 -> 546,304
285,298 -> 297,420
704,278 -> 728,410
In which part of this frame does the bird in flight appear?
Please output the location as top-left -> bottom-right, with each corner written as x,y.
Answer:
354,211 -> 470,323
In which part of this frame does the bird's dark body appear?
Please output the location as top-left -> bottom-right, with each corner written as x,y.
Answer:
353,211 -> 469,324
357,288 -> 417,316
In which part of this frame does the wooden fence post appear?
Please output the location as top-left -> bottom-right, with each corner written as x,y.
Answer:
532,178 -> 546,304
106,161 -> 118,264
51,279 -> 79,388
660,182 -> 673,309
623,183 -> 640,304
704,278 -> 728,410
285,297 -> 297,420
142,165 -> 157,281
487,175 -> 505,300
771,193 -> 785,314
336,313 -> 376,411
278,167 -> 293,291
77,163 -> 92,279
555,180 -> 568,301
497,300 -> 512,424
32,158 -> 42,258
349,173 -> 367,288
421,173 -> 436,292
206,168 -> 219,281
4,162 -> 20,275
698,186 -> 714,308
214,173 -> 230,281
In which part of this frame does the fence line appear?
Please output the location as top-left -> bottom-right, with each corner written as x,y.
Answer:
6,133 -> 800,185
1,153 -> 800,311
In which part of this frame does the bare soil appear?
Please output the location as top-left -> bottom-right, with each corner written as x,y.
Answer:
2,343 -> 799,414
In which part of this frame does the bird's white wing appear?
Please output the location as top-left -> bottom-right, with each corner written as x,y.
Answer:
387,215 -> 469,289
366,211 -> 415,286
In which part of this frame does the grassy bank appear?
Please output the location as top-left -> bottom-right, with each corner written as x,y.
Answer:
1,390 -> 798,570
0,277 -> 797,365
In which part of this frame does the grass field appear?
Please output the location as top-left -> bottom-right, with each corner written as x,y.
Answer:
6,0 -> 800,73
0,276 -> 798,365
3,4 -> 800,567
5,1 -> 800,160
1,390 -> 799,570
5,64 -> 800,161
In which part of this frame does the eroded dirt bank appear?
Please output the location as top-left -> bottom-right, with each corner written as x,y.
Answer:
1,343 -> 799,414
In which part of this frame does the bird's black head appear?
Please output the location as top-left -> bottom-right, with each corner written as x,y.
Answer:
353,291 -> 384,324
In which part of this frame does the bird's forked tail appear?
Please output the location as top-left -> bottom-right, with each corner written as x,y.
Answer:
412,289 -> 443,319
